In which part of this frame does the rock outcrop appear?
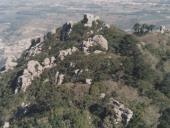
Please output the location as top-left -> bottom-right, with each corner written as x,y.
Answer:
26,41 -> 43,57
42,56 -> 56,69
58,47 -> 78,60
60,21 -> 73,41
100,93 -> 106,99
14,45 -> 79,93
160,25 -> 166,34
82,35 -> 108,54
86,79 -> 92,85
3,122 -> 9,128
16,57 -> 56,93
82,38 -> 94,54
55,71 -> 65,85
17,60 -> 43,92
93,35 -> 108,50
82,14 -> 100,27
58,74 -> 65,85
108,98 -> 133,125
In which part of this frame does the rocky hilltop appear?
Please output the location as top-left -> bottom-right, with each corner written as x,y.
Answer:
0,14 -> 170,128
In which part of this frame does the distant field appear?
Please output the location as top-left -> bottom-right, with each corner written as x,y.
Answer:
0,0 -> 170,67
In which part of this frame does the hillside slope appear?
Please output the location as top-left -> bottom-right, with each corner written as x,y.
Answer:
0,15 -> 170,128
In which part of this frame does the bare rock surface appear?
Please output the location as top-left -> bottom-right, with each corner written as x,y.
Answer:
3,122 -> 9,128
26,42 -> 43,57
55,71 -> 65,85
58,47 -> 78,60
86,79 -> 92,85
82,14 -> 100,27
160,25 -> 166,34
17,60 -> 43,92
108,98 -> 133,125
42,56 -> 56,69
16,56 -> 56,93
93,35 -> 108,50
82,38 -> 94,55
58,74 -> 65,85
82,35 -> 108,54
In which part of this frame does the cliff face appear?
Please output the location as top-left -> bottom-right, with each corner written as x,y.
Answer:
0,14 -> 170,128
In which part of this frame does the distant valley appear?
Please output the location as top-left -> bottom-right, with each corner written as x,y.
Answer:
0,0 -> 170,67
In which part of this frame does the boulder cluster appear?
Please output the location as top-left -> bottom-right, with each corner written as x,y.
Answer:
108,98 -> 133,125
82,35 -> 108,54
15,57 -> 56,93
14,45 -> 79,93
58,47 -> 78,60
15,46 -> 79,93
26,37 -> 44,57
12,14 -> 110,94
16,60 -> 43,93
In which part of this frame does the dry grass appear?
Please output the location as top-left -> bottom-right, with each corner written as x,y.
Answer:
63,80 -> 161,127
138,32 -> 170,49
99,80 -> 160,127
142,49 -> 159,69
143,105 -> 160,128
63,83 -> 91,98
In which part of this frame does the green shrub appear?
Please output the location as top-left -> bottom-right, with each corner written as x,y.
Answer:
158,73 -> 170,98
158,108 -> 170,128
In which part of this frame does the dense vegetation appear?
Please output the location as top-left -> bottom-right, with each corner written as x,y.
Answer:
0,19 -> 170,128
